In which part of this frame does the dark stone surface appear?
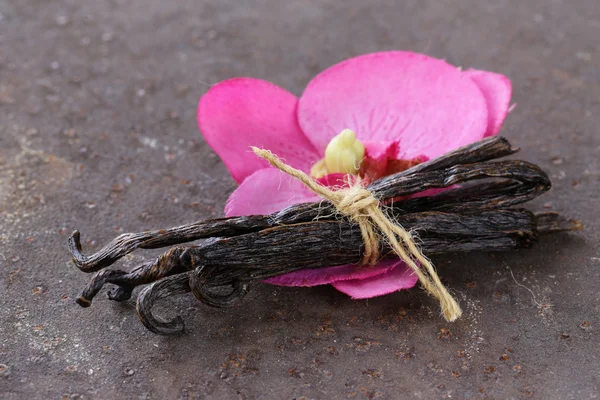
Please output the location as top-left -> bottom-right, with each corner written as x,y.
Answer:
0,0 -> 598,398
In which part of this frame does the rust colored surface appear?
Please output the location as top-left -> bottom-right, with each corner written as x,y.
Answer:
0,1 -> 598,398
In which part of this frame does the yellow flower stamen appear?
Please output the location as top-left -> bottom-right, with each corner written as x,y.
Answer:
310,129 -> 365,178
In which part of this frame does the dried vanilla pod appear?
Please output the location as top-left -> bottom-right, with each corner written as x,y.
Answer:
69,137 -> 581,334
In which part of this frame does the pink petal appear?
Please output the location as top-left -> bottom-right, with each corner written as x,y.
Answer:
364,140 -> 400,161
225,168 -> 321,217
332,262 -> 418,299
198,78 -> 320,183
264,259 -> 399,286
464,69 -> 512,137
316,173 -> 349,188
298,51 -> 489,160
360,140 -> 399,181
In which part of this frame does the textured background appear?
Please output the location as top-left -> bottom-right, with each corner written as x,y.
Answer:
0,0 -> 598,399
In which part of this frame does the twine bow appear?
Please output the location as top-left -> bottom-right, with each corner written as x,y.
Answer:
252,147 -> 462,322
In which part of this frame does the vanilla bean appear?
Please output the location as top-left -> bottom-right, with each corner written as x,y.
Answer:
70,137 -> 542,273
68,136 -> 580,334
194,209 -> 539,279
76,208 -> 580,307
130,210 -> 579,336
393,135 -> 518,175
136,273 -> 191,335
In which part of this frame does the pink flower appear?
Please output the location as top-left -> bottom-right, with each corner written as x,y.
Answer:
197,51 -> 512,299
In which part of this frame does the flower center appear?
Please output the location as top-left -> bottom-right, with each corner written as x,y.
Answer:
310,129 -> 365,178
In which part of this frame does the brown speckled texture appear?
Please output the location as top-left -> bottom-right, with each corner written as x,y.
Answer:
0,0 -> 598,399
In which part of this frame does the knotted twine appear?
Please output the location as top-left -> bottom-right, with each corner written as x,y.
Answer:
252,147 -> 462,322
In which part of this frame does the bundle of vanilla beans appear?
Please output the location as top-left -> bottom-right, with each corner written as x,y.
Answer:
69,137 -> 580,334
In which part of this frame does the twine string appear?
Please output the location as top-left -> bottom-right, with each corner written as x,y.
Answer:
252,147 -> 462,322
